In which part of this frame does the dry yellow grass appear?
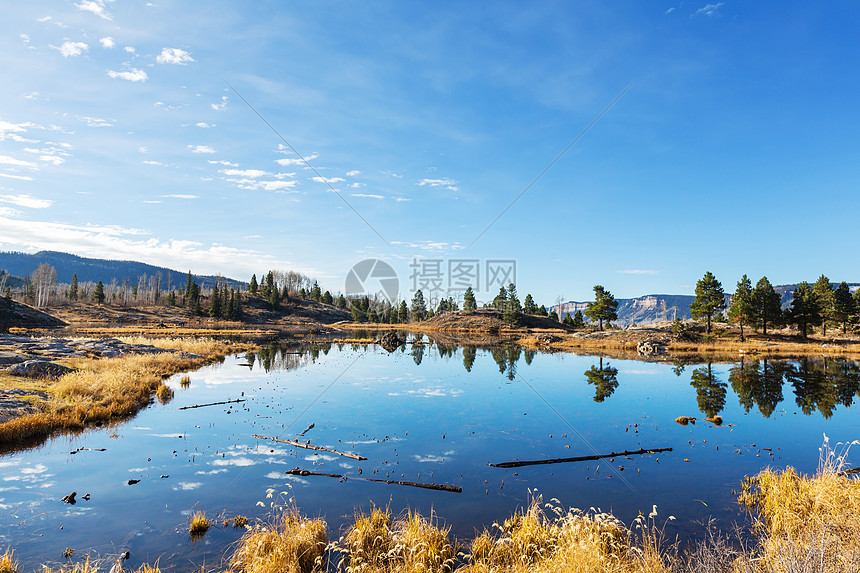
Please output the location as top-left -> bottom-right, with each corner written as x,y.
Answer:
40,557 -> 160,573
189,511 -> 211,538
0,336 -> 255,446
738,437 -> 860,572
154,383 -> 173,404
0,548 -> 18,573
230,510 -> 327,573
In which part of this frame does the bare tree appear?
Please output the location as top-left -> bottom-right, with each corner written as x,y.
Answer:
32,263 -> 57,307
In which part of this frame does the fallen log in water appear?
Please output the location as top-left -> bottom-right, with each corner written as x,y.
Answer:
490,447 -> 673,469
287,468 -> 461,493
178,398 -> 246,410
254,434 -> 367,460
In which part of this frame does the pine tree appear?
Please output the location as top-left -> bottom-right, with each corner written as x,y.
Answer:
572,310 -> 586,328
249,274 -> 258,295
503,283 -> 522,325
789,282 -> 821,339
399,300 -> 409,323
269,287 -> 280,311
92,280 -> 105,305
751,277 -> 782,335
463,287 -> 477,312
537,305 -> 548,317
185,272 -> 193,301
585,285 -> 618,330
351,300 -> 365,322
209,284 -> 222,318
282,283 -> 289,302
411,290 -> 427,321
492,286 -> 508,311
69,273 -> 79,301
523,294 -> 537,315
812,275 -> 834,335
690,272 -> 726,334
167,290 -> 176,306
833,282 -> 853,333
265,271 -> 275,297
311,281 -> 322,302
728,274 -> 754,341
323,291 -> 333,305
337,294 -> 346,309
563,313 -> 573,326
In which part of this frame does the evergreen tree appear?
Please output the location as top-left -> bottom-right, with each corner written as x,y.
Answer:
265,271 -> 275,297
249,274 -> 258,295
282,283 -> 289,302
369,308 -> 380,322
788,282 -> 821,339
585,285 -> 618,330
209,284 -> 222,318
323,290 -> 333,305
194,296 -> 203,316
503,283 -> 522,324
269,287 -> 280,311
492,286 -> 508,310
351,300 -> 366,322
311,281 -> 322,302
853,289 -> 860,328
572,309 -> 586,328
299,287 -> 307,299
751,276 -> 782,335
92,280 -> 105,305
426,308 -> 435,319
833,282 -> 853,333
411,290 -> 427,321
4,287 -> 11,300
523,294 -> 537,315
563,313 -> 573,326
537,304 -> 548,317
185,271 -> 193,301
167,290 -> 176,306
389,308 -> 398,324
399,300 -> 409,323
337,294 -> 346,309
728,274 -> 754,341
69,273 -> 79,301
690,271 -> 726,334
812,275 -> 834,335
463,287 -> 477,312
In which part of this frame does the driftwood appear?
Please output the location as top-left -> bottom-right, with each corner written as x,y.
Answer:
837,467 -> 860,477
287,468 -> 461,493
490,447 -> 673,469
179,399 -> 246,410
299,422 -> 315,436
254,434 -> 367,460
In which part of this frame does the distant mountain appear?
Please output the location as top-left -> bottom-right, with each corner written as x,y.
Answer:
0,251 -> 245,290
550,283 -> 859,327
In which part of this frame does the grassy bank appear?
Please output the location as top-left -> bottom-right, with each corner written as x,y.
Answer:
0,336 -> 256,448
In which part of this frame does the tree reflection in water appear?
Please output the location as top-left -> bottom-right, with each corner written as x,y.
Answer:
690,362 -> 727,418
584,356 -> 619,403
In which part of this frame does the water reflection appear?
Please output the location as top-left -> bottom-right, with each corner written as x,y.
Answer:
729,358 -> 786,418
490,345 -> 522,380
584,357 -> 619,403
690,363 -> 727,418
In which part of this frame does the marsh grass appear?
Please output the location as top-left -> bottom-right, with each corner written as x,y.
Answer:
0,548 -> 18,573
230,509 -> 327,573
189,511 -> 211,538
737,436 -> 860,572
155,383 -> 174,404
0,336 -> 254,446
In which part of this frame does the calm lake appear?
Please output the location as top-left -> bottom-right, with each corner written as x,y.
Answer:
1,336 -> 859,571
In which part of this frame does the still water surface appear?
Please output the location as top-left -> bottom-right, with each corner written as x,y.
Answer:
1,338 -> 858,571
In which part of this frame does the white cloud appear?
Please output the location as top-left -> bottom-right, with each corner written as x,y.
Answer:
381,170 -> 403,179
211,96 -> 228,111
208,160 -> 238,167
393,197 -> 411,202
157,48 -> 195,65
0,194 -> 53,209
312,176 -> 345,184
161,194 -> 198,199
418,178 -> 459,191
0,207 -> 21,217
173,482 -> 203,491
0,120 -> 35,136
187,145 -> 216,154
75,0 -> 112,20
56,41 -> 89,58
77,116 -> 113,127
618,269 -> 660,275
99,36 -> 115,49
142,200 -> 161,204
0,173 -> 34,181
39,155 -> 65,166
390,240 -> 464,252
351,193 -> 384,200
142,160 -> 165,166
36,16 -> 52,23
0,155 -> 37,168
195,122 -> 212,128
20,34 -> 30,45
696,2 -> 724,16
107,68 -> 148,82
346,170 -> 361,177
221,169 -> 268,178
124,46 -> 136,54
234,179 -> 297,193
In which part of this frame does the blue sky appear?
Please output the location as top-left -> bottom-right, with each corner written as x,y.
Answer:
1,1 -> 858,306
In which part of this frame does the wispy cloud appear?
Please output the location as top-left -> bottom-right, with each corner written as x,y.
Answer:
418,177 -> 459,191
124,46 -> 136,54
75,0 -> 112,20
696,3 -> 724,16
351,193 -> 384,199
99,36 -> 115,49
390,240 -> 465,252
211,96 -> 228,111
0,155 -> 37,168
107,68 -> 148,82
312,176 -> 345,184
221,168 -> 269,178
161,194 -> 198,199
157,48 -> 195,65
77,116 -> 113,127
55,41 -> 89,58
275,152 -> 318,167
196,122 -> 213,128
618,269 -> 660,275
39,155 -> 65,166
208,159 -> 238,167
143,160 -> 165,166
346,170 -> 361,177
0,173 -> 34,181
0,194 -> 53,209
188,145 -> 216,154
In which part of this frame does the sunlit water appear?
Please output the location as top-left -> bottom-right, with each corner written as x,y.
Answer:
1,338 -> 858,571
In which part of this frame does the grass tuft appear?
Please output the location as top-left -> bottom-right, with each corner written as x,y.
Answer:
0,548 -> 17,573
230,509 -> 327,573
155,383 -> 174,404
189,511 -> 211,538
